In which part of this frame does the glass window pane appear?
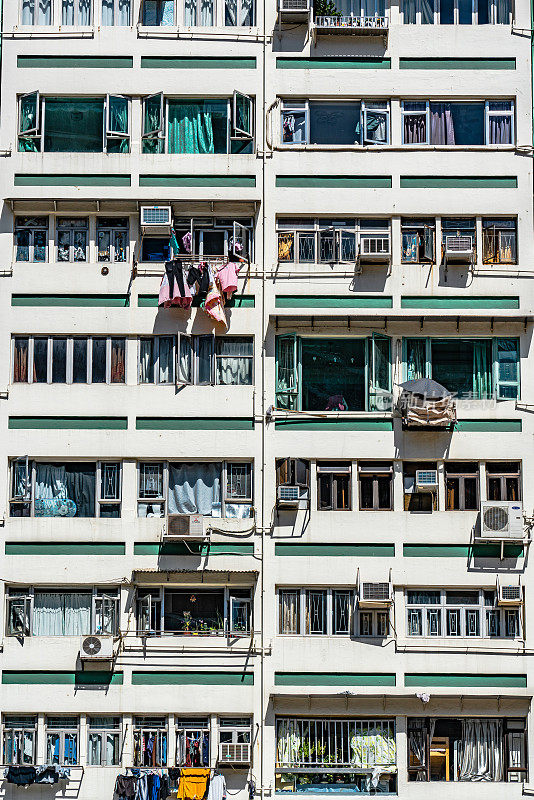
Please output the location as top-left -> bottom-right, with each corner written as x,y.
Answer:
33,230 -> 47,262
139,339 -> 154,383
197,336 -> 213,384
15,230 -> 30,261
44,99 -> 103,153
114,230 -> 127,262
72,339 -> 88,383
33,338 -> 48,382
158,336 -> 174,383
111,339 -> 125,384
310,102 -> 361,145
92,339 -> 107,383
57,231 -> 71,261
98,231 -> 111,262
439,0 -> 453,22
109,95 -> 129,134
73,230 -> 87,261
14,338 -> 29,382
52,339 -> 67,383
458,0 -> 472,22
282,110 -> 307,144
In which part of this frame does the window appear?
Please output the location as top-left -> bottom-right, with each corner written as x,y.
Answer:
142,97 -> 254,154
406,589 -> 520,638
20,0 -> 52,24
276,458 -> 310,502
137,590 -> 163,634
219,718 -> 251,756
142,0 -> 175,23
134,718 -> 167,767
176,719 -> 210,766
445,462 -> 479,510
3,717 -> 37,765
137,462 -> 253,518
358,609 -> 389,637
358,462 -> 393,510
402,100 -> 513,144
403,337 -> 520,400
138,588 -> 251,635
401,218 -> 435,263
9,461 -> 122,518
139,337 -> 175,384
176,335 -> 254,386
278,588 -> 353,636
408,717 -> 525,782
276,718 -> 396,793
275,334 -> 391,412
482,218 -> 517,264
281,100 -> 390,146
46,717 -> 79,766
140,218 -> 253,262
56,218 -> 88,261
102,0 -> 131,24
317,462 -> 351,510
87,718 -> 121,766
12,337 -> 125,385
6,587 -> 120,637
403,462 -> 438,511
277,218 -> 390,265
18,96 -> 130,153
97,218 -> 129,262
62,0 -> 91,24
15,216 -> 48,262
486,462 -> 521,501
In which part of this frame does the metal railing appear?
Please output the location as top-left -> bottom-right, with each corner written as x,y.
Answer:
314,14 -> 388,28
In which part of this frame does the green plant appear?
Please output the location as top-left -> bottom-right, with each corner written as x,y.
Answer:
314,0 -> 341,15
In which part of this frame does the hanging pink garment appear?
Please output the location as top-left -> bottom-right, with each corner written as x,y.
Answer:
158,263 -> 193,309
202,265 -> 228,330
217,262 -> 240,299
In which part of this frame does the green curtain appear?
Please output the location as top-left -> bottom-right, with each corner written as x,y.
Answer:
406,339 -> 426,380
473,340 -> 491,399
168,102 -> 216,154
44,98 -> 103,152
18,137 -> 40,152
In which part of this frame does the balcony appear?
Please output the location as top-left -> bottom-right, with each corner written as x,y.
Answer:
313,13 -> 388,36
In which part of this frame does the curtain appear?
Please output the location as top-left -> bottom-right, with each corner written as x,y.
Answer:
404,114 -> 427,143
14,339 -> 29,382
103,0 -> 131,23
118,0 -> 131,23
406,339 -> 426,380
225,0 -> 253,24
402,0 -> 416,21
168,463 -> 221,516
280,592 -> 298,633
365,110 -> 388,143
277,720 -> 301,765
350,726 -> 396,768
139,340 -> 154,383
33,593 -> 91,636
489,115 -> 511,144
216,339 -> 252,385
62,0 -> 91,24
22,0 -> 52,23
167,102 -> 215,154
158,337 -> 173,383
111,339 -> 125,383
35,464 -> 95,517
102,0 -> 114,22
88,733 -> 101,765
458,719 -> 503,781
472,340 -> 490,399
430,103 -> 455,144
496,0 -> 509,21
44,99 -> 104,153
421,0 -> 434,21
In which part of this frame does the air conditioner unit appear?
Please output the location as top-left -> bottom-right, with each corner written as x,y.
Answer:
80,636 -> 114,662
498,585 -> 522,606
279,0 -> 310,11
415,470 -> 438,490
359,582 -> 392,607
479,501 -> 524,540
140,205 -> 172,234
218,742 -> 251,765
359,235 -> 391,260
444,235 -> 474,258
164,514 -> 206,540
277,485 -> 308,506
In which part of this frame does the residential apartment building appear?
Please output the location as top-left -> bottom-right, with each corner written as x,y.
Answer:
0,0 -> 532,797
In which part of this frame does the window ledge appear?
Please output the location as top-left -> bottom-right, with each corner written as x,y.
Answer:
10,26 -> 95,36
276,144 -> 516,152
137,24 -> 259,36
272,409 -> 392,420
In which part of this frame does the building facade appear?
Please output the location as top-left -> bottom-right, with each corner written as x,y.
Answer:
0,0 -> 532,798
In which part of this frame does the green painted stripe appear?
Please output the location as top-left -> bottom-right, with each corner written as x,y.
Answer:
5,542 -> 126,555
400,176 -> 517,189
14,174 -> 131,187
138,294 -> 255,308
136,417 -> 254,430
9,417 -> 128,430
274,419 -> 393,431
18,56 -> 133,68
405,673 -> 526,688
140,175 -> 256,188
455,420 -> 522,432
12,294 -> 130,307
141,57 -> 256,69
276,175 -> 392,188
275,544 -> 395,557
401,296 -> 519,309
132,672 -> 253,685
3,671 -> 123,685
276,57 -> 391,69
403,544 -> 524,558
134,542 -> 255,555
399,57 -> 516,70
275,672 -> 396,686
276,295 -> 392,308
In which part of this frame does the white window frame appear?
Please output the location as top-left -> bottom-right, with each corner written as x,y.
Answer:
175,718 -> 210,766
138,336 -> 176,385
87,717 -> 121,766
402,0 -> 511,23
281,100 -> 310,146
362,99 -> 390,145
401,100 -> 430,144
277,218 -> 392,265
357,609 -> 390,637
96,216 -> 129,263
278,588 -> 354,636
142,92 -> 165,148
14,215 -> 49,263
45,717 -> 79,766
2,716 -> 38,765
133,718 -> 168,767
405,588 -> 521,639
56,217 -> 89,262
97,463 -> 122,518
105,94 -> 131,152
232,91 -> 254,140
12,336 -> 126,385
485,99 -> 515,144
18,91 -> 41,137
141,0 -> 177,25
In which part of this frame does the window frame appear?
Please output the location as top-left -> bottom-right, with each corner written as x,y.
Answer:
101,0 -> 132,24
486,462 -> 521,501
316,462 -> 352,511
87,717 -> 122,766
2,716 -> 37,766
444,462 -> 480,511
278,587 -> 355,636
138,336 -> 176,385
56,217 -> 89,262
406,588 -> 521,639
401,0 -> 511,24
482,216 -> 517,264
61,0 -> 93,25
358,609 -> 390,637
45,717 -> 79,766
133,717 -> 168,767
175,718 -> 210,767
14,215 -> 49,263
96,216 -> 129,263
358,462 -> 393,510
12,336 -> 126,386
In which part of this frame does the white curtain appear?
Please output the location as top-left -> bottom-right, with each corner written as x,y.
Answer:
102,0 -> 114,22
458,719 -> 503,782
33,593 -> 91,636
102,0 -> 131,23
22,0 -> 52,23
35,464 -> 68,501
277,720 -> 301,765
88,733 -> 101,765
168,463 -> 221,516
158,337 -> 174,383
139,340 -> 154,383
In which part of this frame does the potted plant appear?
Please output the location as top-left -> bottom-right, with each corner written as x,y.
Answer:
183,610 -> 192,635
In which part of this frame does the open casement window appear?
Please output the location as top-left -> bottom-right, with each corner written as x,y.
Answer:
137,590 -> 162,635
18,91 -> 41,151
368,333 -> 392,411
276,458 -> 310,492
3,717 -> 37,765
362,100 -> 389,145
275,334 -> 299,410
142,93 -> 165,153
94,591 -> 119,635
6,590 -> 31,637
493,338 -> 520,400
229,590 -> 252,634
106,94 -> 130,153
232,91 -> 254,140
423,225 -> 435,261
232,221 -> 249,260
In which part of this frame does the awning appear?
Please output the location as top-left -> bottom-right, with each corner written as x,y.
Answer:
133,569 -> 258,585
270,313 -> 531,328
6,199 -> 260,215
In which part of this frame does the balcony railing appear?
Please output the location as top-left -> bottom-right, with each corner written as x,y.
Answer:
314,14 -> 388,31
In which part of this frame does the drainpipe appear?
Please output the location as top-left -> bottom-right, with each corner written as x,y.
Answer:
260,0 -> 267,797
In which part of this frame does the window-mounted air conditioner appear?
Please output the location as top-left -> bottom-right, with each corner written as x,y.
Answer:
415,470 -> 439,490
140,206 -> 172,234
80,635 -> 114,662
359,235 -> 391,260
444,235 -> 474,258
218,742 -> 251,765
164,514 -> 206,540
277,485 -> 308,506
479,501 -> 524,540
279,0 -> 310,11
498,585 -> 522,606
359,582 -> 392,607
